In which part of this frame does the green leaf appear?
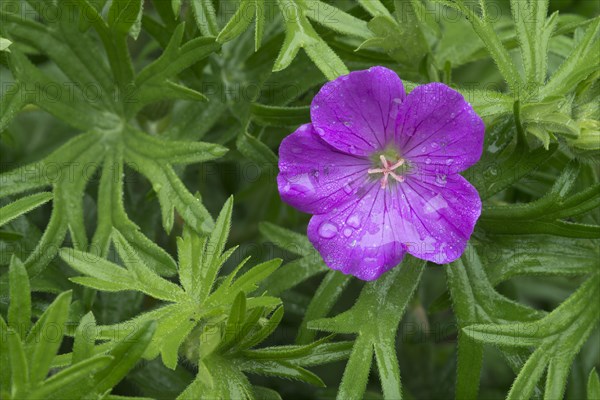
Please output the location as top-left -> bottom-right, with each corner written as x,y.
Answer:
259,222 -> 314,257
60,249 -> 137,291
455,334 -> 484,400
465,273 -> 600,400
589,369 -> 600,400
111,229 -> 187,302
72,312 -> 97,365
447,244 -> 545,399
219,292 -> 248,351
250,104 -> 310,127
236,131 -> 278,165
7,327 -> 29,398
310,256 -> 424,400
0,192 -> 52,227
0,317 -> 10,390
541,17 -> 600,98
296,270 -> 351,344
124,143 -> 218,234
302,0 -> 373,39
25,290 -> 72,384
196,196 -> 234,300
214,259 -> 282,303
191,0 -> 219,37
132,25 -> 221,115
433,0 -> 522,94
89,320 -> 157,394
239,306 -> 284,350
217,0 -> 258,45
274,0 -> 349,80
238,359 -> 325,387
8,256 -> 31,339
468,104 -> 559,200
480,161 -> 600,238
28,355 -> 113,400
0,36 -> 12,52
108,0 -> 143,38
359,0 -> 392,17
478,235 -> 598,285
361,11 -> 428,66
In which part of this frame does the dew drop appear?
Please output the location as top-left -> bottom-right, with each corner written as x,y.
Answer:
446,158 -> 454,165
318,222 -> 338,239
343,121 -> 353,127
343,182 -> 353,194
421,146 -> 427,153
436,174 -> 447,185
343,228 -> 352,237
348,145 -> 357,154
393,98 -> 403,104
425,158 -> 431,165
346,213 -> 361,228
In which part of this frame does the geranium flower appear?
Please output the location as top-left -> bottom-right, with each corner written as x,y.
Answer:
277,67 -> 484,281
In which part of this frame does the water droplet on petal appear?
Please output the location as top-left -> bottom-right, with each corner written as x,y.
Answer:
393,98 -> 403,104
343,182 -> 353,194
346,214 -> 361,229
446,158 -> 454,165
425,158 -> 431,164
343,228 -> 352,237
436,174 -> 447,186
343,121 -> 353,128
348,145 -> 357,154
318,222 -> 338,239
421,146 -> 427,153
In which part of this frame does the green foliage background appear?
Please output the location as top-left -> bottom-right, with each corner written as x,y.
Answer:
0,0 -> 599,399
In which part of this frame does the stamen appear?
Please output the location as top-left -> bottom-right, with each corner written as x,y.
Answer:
369,155 -> 406,188
389,159 -> 405,169
389,172 -> 405,183
379,155 -> 389,168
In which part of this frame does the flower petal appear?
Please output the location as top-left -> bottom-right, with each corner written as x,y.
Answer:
307,182 -> 408,281
396,83 -> 484,174
399,173 -> 481,264
311,66 -> 406,156
278,124 -> 371,214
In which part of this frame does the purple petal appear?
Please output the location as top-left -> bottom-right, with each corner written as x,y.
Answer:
311,66 -> 406,156
278,124 -> 371,214
395,83 -> 484,174
307,182 -> 408,281
399,173 -> 481,264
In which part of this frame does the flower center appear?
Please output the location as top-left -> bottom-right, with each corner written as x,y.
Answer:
368,155 -> 406,189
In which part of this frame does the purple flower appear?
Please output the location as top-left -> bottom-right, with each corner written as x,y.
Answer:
277,67 -> 484,281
